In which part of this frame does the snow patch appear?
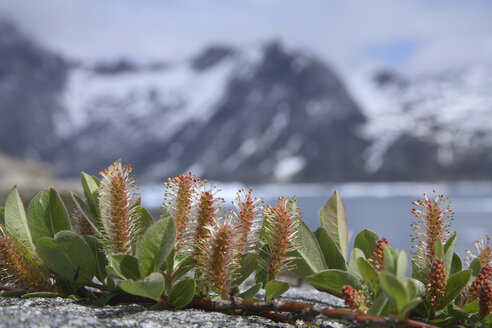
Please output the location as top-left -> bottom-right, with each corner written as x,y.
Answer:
274,156 -> 306,180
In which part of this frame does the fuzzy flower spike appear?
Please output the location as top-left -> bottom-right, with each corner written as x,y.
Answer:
467,234 -> 491,267
0,226 -> 52,291
411,190 -> 453,275
201,218 -> 238,299
98,161 -> 140,255
191,185 -> 222,273
262,196 -> 301,281
163,172 -> 202,254
232,188 -> 262,257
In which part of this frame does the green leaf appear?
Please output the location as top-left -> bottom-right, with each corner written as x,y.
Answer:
347,248 -> 365,279
314,227 -> 347,270
306,269 -> 362,293
368,291 -> 389,316
404,278 -> 425,299
255,245 -> 269,286
134,206 -> 154,237
169,278 -> 195,308
399,298 -> 422,318
469,258 -> 481,276
171,256 -> 193,283
433,237 -> 444,259
357,257 -> 379,292
396,250 -> 407,280
290,219 -> 327,277
0,206 -> 4,226
265,280 -> 289,301
82,235 -> 108,282
437,270 -> 471,310
21,292 -> 60,299
318,191 -> 348,259
5,186 -> 33,251
443,233 -> 457,276
137,215 -> 176,278
109,254 -> 140,280
450,252 -> 462,276
119,272 -> 165,300
354,229 -> 379,259
28,188 -> 70,244
36,231 -> 97,284
71,193 -> 100,233
81,172 -> 100,219
383,244 -> 398,275
232,253 -> 259,285
378,272 -> 408,313
238,283 -> 262,300
461,300 -> 479,314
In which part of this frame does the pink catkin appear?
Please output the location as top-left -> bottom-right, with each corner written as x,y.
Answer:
411,191 -> 453,274
205,222 -> 236,298
370,237 -> 390,271
479,280 -> 492,319
468,264 -> 492,301
426,258 -> 447,309
0,234 -> 51,291
233,188 -> 261,257
341,285 -> 368,313
263,197 -> 299,280
99,162 -> 138,254
192,190 -> 218,269
164,172 -> 201,253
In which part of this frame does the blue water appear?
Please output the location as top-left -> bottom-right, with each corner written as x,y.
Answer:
141,181 -> 492,259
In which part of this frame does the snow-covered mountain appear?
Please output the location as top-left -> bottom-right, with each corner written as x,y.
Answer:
351,67 -> 492,180
1,19 -> 492,183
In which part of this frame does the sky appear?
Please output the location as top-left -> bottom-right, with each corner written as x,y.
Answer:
1,0 -> 492,77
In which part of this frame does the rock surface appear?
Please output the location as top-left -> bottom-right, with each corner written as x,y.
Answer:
0,286 -> 348,328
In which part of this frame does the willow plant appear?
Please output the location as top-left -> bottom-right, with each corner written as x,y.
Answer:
0,160 -> 490,327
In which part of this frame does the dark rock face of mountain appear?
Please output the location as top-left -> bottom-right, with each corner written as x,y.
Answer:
152,42 -> 369,183
0,21 -> 68,160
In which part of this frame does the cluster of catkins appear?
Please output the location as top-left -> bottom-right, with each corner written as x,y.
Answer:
162,172 -> 300,298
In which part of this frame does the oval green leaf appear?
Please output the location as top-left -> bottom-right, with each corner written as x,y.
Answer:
238,282 -> 262,300
290,219 -> 327,278
82,235 -> 108,282
378,272 -> 408,313
81,172 -> 100,219
119,272 -> 165,300
5,186 -> 33,251
437,269 -> 471,310
109,254 -> 140,280
28,188 -> 71,244
169,278 -> 196,308
232,253 -> 259,285
450,252 -> 462,276
347,248 -> 365,279
35,231 -> 97,284
306,269 -> 362,293
137,215 -> 176,278
443,233 -> 457,276
354,229 -> 379,259
318,191 -> 348,259
314,227 -> 346,270
265,280 -> 289,301
357,257 -> 378,292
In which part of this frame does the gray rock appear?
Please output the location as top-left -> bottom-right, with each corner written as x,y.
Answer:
0,286 -> 350,328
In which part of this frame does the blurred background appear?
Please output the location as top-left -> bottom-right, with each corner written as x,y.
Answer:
0,0 -> 491,254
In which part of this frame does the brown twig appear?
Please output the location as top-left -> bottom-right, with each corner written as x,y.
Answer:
0,285 -> 23,292
155,296 -> 438,328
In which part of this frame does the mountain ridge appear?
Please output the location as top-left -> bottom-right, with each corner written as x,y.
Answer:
1,19 -> 492,183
